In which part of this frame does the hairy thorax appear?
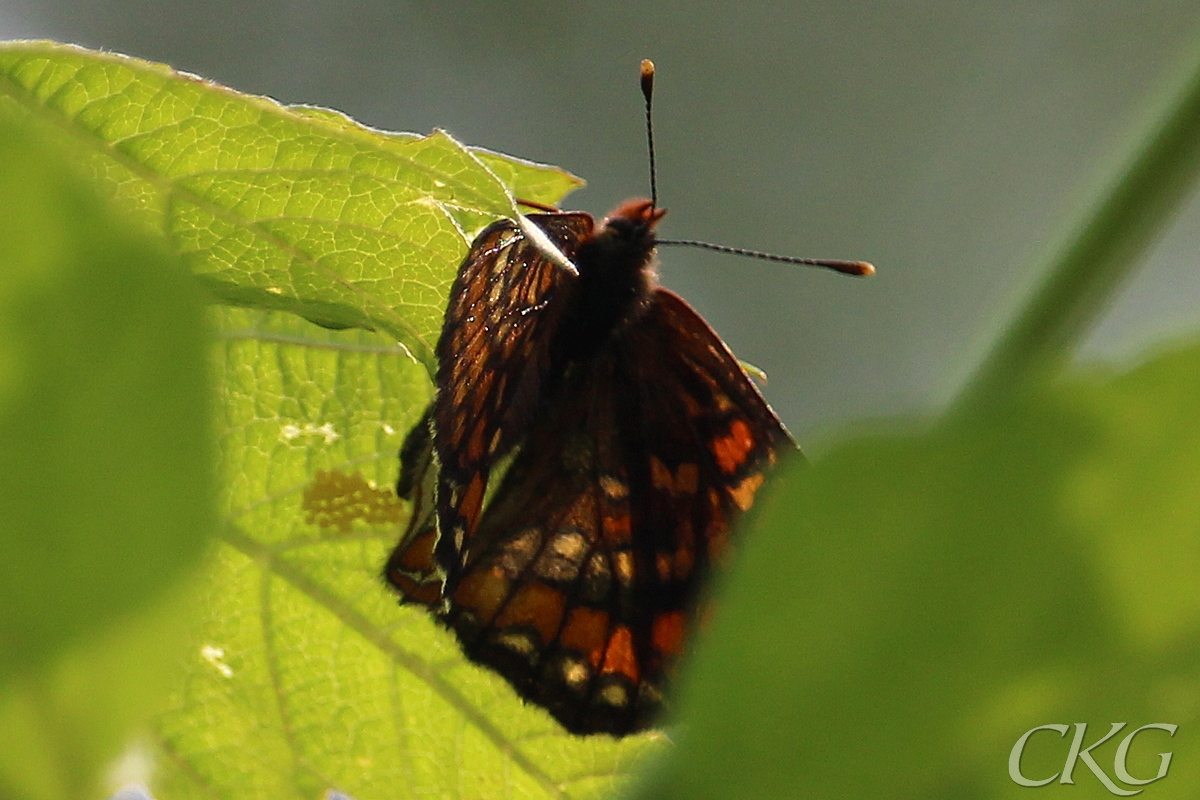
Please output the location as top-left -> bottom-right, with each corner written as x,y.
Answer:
562,202 -> 662,362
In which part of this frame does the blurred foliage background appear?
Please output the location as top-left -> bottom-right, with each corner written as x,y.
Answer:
3,3 -> 1200,800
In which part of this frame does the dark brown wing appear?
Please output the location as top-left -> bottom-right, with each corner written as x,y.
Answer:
385,405 -> 442,608
432,212 -> 594,573
434,289 -> 795,736
387,213 -> 592,606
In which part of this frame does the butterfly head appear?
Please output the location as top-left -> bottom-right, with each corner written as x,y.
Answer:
601,198 -> 668,243
576,197 -> 667,291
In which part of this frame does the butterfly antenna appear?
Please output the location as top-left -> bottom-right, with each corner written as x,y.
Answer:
640,59 -> 873,278
640,59 -> 658,210
657,239 -> 875,276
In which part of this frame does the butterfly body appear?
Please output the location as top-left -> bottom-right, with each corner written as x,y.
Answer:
565,199 -> 664,354
386,196 -> 797,736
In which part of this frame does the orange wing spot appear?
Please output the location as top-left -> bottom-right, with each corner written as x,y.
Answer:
652,611 -> 687,660
728,472 -> 765,512
395,529 -> 437,572
452,567 -> 509,625
675,463 -> 700,494
601,625 -> 640,683
602,511 -> 632,543
730,418 -> 753,448
459,473 -> 486,530
494,582 -> 566,645
650,456 -> 673,491
711,418 -> 755,474
712,441 -> 736,473
559,607 -> 611,667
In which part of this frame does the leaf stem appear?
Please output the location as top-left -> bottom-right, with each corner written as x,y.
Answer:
957,44 -> 1200,409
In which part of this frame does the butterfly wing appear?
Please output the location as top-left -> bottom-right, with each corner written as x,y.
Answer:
436,288 -> 795,735
386,212 -> 593,603
385,405 -> 443,607
431,212 -> 594,574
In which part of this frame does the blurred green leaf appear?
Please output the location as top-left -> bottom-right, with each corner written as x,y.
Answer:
635,342 -> 1200,799
0,41 -> 582,374
0,586 -> 200,800
147,308 -> 655,800
0,116 -> 214,798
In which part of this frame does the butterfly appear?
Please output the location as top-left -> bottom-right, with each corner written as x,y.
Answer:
384,61 -> 871,737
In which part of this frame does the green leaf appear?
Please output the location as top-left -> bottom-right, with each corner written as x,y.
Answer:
471,146 -> 585,210
147,307 -> 656,800
0,116 -> 214,798
0,587 -> 202,800
634,342 -> 1200,799
0,41 -> 582,374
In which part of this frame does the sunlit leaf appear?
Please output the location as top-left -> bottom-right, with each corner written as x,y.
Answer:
0,41 -> 582,372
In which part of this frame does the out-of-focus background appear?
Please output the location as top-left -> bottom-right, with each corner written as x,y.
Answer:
5,1 -> 1200,442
